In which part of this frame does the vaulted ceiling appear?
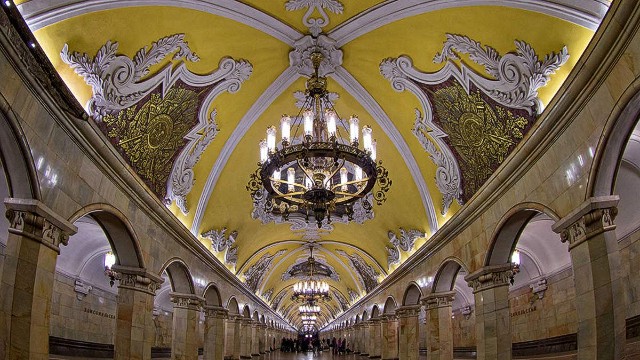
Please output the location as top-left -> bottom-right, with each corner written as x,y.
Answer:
16,0 -> 608,330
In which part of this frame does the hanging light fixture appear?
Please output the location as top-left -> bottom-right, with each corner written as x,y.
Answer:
299,304 -> 321,314
291,246 -> 331,303
104,251 -> 117,287
247,51 -> 392,227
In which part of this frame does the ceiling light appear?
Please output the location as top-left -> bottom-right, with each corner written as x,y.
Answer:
247,51 -> 391,227
291,246 -> 331,303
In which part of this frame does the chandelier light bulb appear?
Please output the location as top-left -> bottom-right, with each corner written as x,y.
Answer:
371,140 -> 377,161
303,110 -> 314,137
340,167 -> 348,192
305,175 -> 313,190
273,169 -> 281,180
349,116 -> 359,145
266,126 -> 276,153
511,249 -> 521,265
287,168 -> 296,193
259,139 -> 268,163
326,110 -> 337,137
104,251 -> 116,269
362,125 -> 373,153
281,115 -> 291,143
354,165 -> 363,182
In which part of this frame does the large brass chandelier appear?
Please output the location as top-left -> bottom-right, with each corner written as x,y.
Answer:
299,304 -> 321,314
291,247 -> 331,303
247,51 -> 391,227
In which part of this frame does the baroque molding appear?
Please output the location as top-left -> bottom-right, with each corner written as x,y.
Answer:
61,34 -> 252,213
336,249 -> 380,293
380,34 -> 568,213
422,291 -> 455,310
289,34 -> 343,77
4,199 -> 76,253
464,264 -> 513,293
332,289 -> 350,312
243,250 -> 287,292
201,227 -> 238,267
386,228 -> 424,269
170,292 -> 204,310
552,196 -> 619,250
285,0 -> 344,36
395,305 -> 420,318
203,305 -> 229,319
113,267 -> 163,296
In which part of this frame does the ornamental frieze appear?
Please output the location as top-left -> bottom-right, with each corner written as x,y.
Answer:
380,34 -> 568,213
62,35 -> 252,213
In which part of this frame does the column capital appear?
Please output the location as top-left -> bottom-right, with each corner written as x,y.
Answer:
380,314 -> 398,322
170,292 -> 204,310
112,265 -> 163,295
464,263 -> 513,293
395,305 -> 421,318
552,195 -> 619,250
421,291 -> 456,309
203,305 -> 228,319
5,198 -> 77,253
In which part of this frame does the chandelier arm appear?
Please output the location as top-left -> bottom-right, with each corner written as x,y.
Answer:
322,94 -> 350,143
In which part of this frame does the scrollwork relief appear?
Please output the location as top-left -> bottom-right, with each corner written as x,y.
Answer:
285,0 -> 344,36
336,249 -> 379,293
243,250 -> 287,292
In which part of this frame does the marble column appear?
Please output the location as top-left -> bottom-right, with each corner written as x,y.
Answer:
369,319 -> 382,358
354,323 -> 362,354
261,324 -> 268,354
465,264 -> 513,360
360,321 -> 371,357
224,315 -> 242,360
250,321 -> 260,356
552,196 -> 623,359
423,291 -> 456,360
170,292 -> 203,360
113,266 -> 163,360
0,199 -> 75,360
380,315 -> 398,360
203,305 -> 227,360
396,305 -> 420,360
240,319 -> 253,359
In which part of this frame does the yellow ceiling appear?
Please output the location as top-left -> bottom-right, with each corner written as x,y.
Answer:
20,0 -> 599,328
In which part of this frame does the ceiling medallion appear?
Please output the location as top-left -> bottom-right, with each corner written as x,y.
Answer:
246,51 -> 391,228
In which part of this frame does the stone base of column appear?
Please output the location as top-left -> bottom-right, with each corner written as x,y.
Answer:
360,353 -> 369,356
241,356 -> 252,359
251,354 -> 260,357
368,355 -> 381,359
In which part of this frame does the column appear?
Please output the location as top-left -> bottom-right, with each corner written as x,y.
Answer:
261,324 -> 268,354
170,293 -> 203,360
369,318 -> 381,358
0,199 -> 75,360
396,305 -> 420,360
552,196 -> 623,359
360,321 -> 370,356
355,323 -> 362,354
465,264 -> 513,360
423,291 -> 456,360
380,315 -> 398,360
113,266 -> 163,360
224,315 -> 242,360
240,319 -> 252,359
203,305 -> 227,360
251,321 -> 260,357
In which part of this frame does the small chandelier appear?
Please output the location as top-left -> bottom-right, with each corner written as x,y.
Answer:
299,304 -> 321,314
301,314 -> 317,321
104,251 -> 117,287
291,247 -> 331,303
247,51 -> 391,227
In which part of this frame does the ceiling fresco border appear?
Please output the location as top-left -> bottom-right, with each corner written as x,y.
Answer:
380,33 -> 569,213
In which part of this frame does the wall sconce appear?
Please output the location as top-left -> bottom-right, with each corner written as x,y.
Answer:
510,250 -> 521,285
104,251 -> 117,287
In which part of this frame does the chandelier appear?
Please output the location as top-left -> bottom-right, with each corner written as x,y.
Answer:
299,304 -> 321,314
301,314 -> 317,321
291,247 -> 331,303
247,51 -> 391,227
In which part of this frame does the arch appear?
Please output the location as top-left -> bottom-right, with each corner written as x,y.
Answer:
0,109 -> 40,200
371,304 -> 380,319
161,258 -> 195,294
260,314 -> 265,324
227,296 -> 240,314
383,296 -> 397,314
203,283 -> 222,306
485,202 -> 560,266
355,314 -> 360,324
69,204 -> 145,268
242,305 -> 251,318
589,81 -> 640,197
361,310 -> 368,321
402,282 -> 422,306
253,310 -> 259,321
432,257 -> 468,293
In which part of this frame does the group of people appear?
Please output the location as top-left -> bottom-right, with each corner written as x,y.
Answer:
279,336 -> 350,354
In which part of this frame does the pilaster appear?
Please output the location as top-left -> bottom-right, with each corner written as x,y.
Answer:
171,292 -> 203,360
1,199 -> 75,360
396,305 -> 420,360
203,306 -> 228,360
423,291 -> 455,360
381,315 -> 398,360
465,264 -> 513,360
360,321 -> 370,356
369,318 -> 382,359
553,196 -> 623,359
